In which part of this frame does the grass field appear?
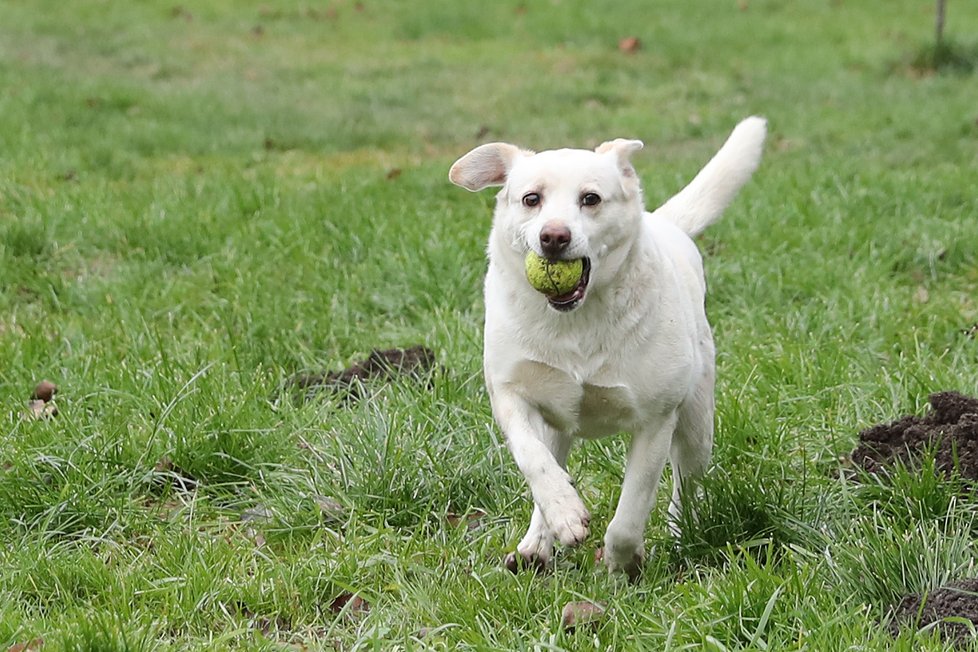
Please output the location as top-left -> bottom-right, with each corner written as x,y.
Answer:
2,0 -> 977,649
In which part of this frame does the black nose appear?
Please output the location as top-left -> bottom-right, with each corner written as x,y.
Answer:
539,223 -> 571,258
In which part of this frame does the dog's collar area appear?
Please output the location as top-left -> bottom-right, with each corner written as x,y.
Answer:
547,257 -> 591,312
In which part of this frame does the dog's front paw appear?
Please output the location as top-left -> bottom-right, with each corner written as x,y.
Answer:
507,523 -> 555,573
604,548 -> 643,582
603,533 -> 644,581
545,498 -> 591,547
504,550 -> 550,574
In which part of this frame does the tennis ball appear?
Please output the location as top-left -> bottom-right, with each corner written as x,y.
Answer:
524,253 -> 584,296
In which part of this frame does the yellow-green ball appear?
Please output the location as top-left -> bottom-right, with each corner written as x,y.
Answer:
524,253 -> 584,296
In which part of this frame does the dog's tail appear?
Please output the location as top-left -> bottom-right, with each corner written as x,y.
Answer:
651,116 -> 767,238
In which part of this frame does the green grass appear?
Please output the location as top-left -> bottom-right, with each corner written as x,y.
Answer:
2,0 -> 978,649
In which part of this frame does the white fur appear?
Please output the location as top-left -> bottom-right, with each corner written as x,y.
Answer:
449,116 -> 767,577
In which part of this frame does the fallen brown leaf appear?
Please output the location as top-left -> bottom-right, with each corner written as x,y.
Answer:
446,509 -> 487,530
618,36 -> 641,53
7,638 -> 44,652
329,592 -> 369,616
561,600 -> 605,632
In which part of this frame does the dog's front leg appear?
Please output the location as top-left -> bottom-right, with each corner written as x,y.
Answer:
491,388 -> 590,552
603,410 -> 678,579
506,427 -> 575,571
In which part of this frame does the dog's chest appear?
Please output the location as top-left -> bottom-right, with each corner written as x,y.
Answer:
510,359 -> 640,437
575,383 -> 640,438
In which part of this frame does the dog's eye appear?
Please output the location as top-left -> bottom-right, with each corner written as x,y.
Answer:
522,193 -> 541,208
581,192 -> 602,207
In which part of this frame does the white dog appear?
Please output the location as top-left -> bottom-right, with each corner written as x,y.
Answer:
449,117 -> 766,578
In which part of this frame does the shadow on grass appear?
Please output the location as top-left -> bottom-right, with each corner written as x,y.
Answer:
667,464 -> 823,571
898,39 -> 978,75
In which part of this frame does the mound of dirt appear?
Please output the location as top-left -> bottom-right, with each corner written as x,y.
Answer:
851,392 -> 978,479
889,578 -> 978,645
285,345 -> 437,402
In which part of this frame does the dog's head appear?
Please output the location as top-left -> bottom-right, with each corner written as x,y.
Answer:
449,139 -> 645,312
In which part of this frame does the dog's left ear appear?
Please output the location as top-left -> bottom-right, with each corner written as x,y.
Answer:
449,142 -> 525,191
596,138 -> 644,177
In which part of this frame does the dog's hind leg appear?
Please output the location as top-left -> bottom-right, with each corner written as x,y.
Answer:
668,369 -> 716,535
603,410 -> 678,580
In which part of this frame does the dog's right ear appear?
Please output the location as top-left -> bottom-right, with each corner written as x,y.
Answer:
449,143 -> 525,191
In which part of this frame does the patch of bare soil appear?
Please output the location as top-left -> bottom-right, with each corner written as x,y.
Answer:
284,345 -> 437,402
889,578 -> 978,646
852,392 -> 978,479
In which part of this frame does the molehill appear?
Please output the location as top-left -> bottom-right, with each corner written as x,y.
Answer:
852,391 -> 978,480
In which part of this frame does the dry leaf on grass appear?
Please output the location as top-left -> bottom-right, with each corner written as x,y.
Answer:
329,592 -> 369,616
561,600 -> 605,632
445,509 -> 486,530
7,639 -> 44,652
618,37 -> 640,53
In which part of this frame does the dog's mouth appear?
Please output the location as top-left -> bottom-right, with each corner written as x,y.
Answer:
547,257 -> 591,312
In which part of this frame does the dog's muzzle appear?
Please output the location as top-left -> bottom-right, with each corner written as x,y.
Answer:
547,257 -> 591,312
